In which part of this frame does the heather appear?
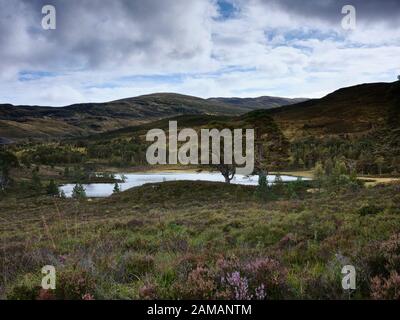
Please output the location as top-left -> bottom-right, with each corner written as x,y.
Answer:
1,180 -> 400,300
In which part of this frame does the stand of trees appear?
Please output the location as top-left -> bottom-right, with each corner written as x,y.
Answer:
290,134 -> 400,175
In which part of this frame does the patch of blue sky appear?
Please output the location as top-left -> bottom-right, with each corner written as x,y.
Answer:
265,28 -> 345,44
18,70 -> 58,81
203,65 -> 257,78
83,82 -> 121,90
344,43 -> 383,49
215,0 -> 239,20
286,29 -> 344,42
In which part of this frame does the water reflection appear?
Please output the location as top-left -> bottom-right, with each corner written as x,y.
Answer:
60,172 -> 302,198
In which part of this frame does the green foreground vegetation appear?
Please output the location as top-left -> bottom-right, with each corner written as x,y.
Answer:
1,177 -> 400,300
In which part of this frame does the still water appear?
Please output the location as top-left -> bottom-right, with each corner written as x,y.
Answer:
60,172 -> 302,198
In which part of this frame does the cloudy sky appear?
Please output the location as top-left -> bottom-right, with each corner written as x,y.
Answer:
0,0 -> 399,106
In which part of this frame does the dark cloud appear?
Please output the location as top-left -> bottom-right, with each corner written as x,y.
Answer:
257,0 -> 400,25
0,0 -> 397,77
0,0 -> 214,74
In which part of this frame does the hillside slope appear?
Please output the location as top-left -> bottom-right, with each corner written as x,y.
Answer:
0,93 -> 305,140
260,81 -> 400,174
266,81 -> 400,140
70,109 -> 290,171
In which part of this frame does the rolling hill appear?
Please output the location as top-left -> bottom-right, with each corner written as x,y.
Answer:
265,81 -> 400,140
81,81 -> 400,143
0,93 -> 305,140
1,81 -> 399,143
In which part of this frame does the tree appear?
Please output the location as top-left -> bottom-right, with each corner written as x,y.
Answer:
200,126 -> 238,184
397,75 -> 400,81
313,161 -> 325,190
46,179 -> 59,196
258,173 -> 268,189
333,160 -> 347,176
216,163 -> 236,184
113,183 -> 120,194
255,173 -> 269,201
375,156 -> 385,175
199,111 -> 289,184
72,183 -> 86,199
59,190 -> 67,199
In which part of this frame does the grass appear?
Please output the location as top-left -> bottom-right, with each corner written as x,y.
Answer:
1,179 -> 400,300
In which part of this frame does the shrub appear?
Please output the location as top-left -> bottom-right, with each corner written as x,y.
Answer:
223,271 -> 253,300
55,268 -> 96,300
302,272 -> 345,300
255,174 -> 269,201
357,204 -> 383,216
312,160 -> 364,193
182,266 -> 217,299
363,234 -> 400,269
46,179 -> 59,196
82,293 -> 95,300
37,289 -> 56,300
6,273 -> 41,300
72,183 -> 86,199
120,253 -> 155,281
285,178 -> 307,199
7,283 -> 40,300
139,283 -> 158,300
371,272 -> 400,300
243,258 -> 288,299
358,233 -> 400,298
113,183 -> 120,194
7,285 -> 39,300
174,254 -> 207,281
216,256 -> 289,300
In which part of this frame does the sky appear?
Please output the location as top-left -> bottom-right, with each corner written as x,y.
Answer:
0,0 -> 399,106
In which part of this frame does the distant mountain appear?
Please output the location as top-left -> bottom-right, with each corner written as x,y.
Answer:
0,93 -> 307,140
87,81 -> 400,144
2,81 -> 398,142
208,96 -> 308,111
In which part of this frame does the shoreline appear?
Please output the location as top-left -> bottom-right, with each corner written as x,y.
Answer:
273,170 -> 400,187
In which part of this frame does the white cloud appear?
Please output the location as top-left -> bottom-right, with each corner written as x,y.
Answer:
0,0 -> 399,105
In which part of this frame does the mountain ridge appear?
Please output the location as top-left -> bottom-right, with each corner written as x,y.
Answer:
81,81 -> 400,145
0,93 -> 307,140
1,81 -> 399,141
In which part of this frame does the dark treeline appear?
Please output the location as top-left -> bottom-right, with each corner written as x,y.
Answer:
14,137 -> 148,168
290,133 -> 400,175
